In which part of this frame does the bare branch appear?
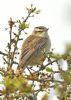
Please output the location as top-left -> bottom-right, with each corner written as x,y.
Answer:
0,51 -> 8,56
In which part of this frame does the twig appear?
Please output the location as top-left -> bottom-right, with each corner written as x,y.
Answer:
11,11 -> 33,66
11,30 -> 21,66
45,59 -> 58,67
8,27 -> 12,66
24,13 -> 31,22
13,61 -> 19,65
25,74 -> 64,84
8,18 -> 15,66
0,51 -> 7,56
38,59 -> 58,71
3,57 -> 9,65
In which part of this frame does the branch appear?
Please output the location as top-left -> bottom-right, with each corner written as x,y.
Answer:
8,26 -> 12,66
11,9 -> 35,66
13,61 -> 19,65
25,75 -> 64,84
45,59 -> 58,67
3,57 -> 9,65
24,13 -> 31,22
0,51 -> 7,56
39,59 -> 58,71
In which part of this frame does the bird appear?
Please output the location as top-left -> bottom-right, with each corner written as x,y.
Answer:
19,26 -> 51,70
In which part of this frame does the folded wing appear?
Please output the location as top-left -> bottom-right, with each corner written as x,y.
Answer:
19,35 -> 47,68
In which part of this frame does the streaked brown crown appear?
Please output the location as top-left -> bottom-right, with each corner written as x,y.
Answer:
32,26 -> 49,37
34,26 -> 49,32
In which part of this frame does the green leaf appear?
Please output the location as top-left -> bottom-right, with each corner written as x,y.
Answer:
49,53 -> 62,59
35,10 -> 40,14
66,42 -> 71,52
31,7 -> 36,12
46,67 -> 53,72
13,78 -> 22,89
4,76 -> 12,87
20,23 -> 29,30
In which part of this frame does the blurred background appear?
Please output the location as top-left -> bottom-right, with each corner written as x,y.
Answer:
0,0 -> 71,99
0,0 -> 71,53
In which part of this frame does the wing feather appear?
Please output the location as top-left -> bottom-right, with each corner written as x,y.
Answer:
19,35 -> 47,68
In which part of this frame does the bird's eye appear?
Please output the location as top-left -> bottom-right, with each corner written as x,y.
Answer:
34,31 -> 38,34
35,31 -> 43,33
38,31 -> 43,32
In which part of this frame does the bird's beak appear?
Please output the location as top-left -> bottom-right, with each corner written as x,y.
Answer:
46,28 -> 49,31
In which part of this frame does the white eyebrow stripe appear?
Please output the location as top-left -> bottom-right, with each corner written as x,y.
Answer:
34,28 -> 43,31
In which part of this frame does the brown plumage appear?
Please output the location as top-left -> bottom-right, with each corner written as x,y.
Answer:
19,26 -> 51,69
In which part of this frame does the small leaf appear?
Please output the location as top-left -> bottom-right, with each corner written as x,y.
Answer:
20,23 -> 29,30
49,53 -> 62,59
46,67 -> 53,72
35,10 -> 40,14
31,7 -> 36,12
4,76 -> 12,87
